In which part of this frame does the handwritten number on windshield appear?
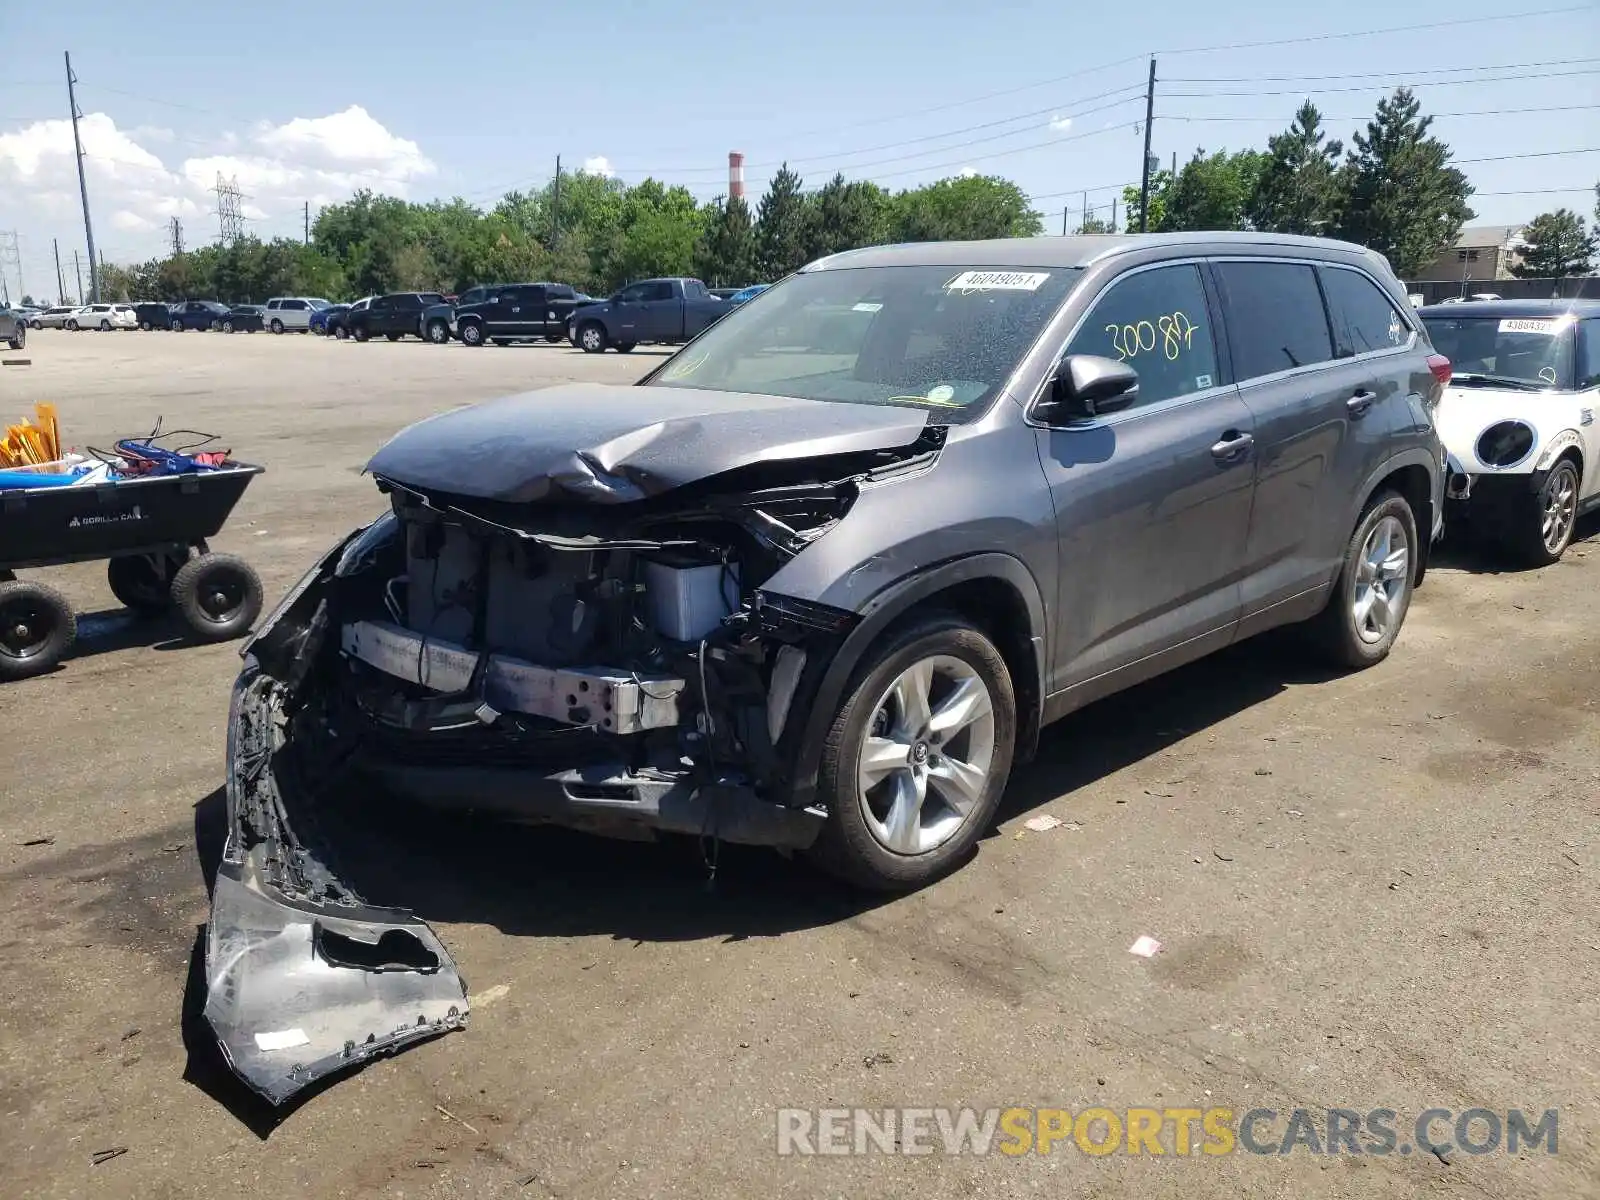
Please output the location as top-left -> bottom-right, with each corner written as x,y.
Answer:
1106,311 -> 1197,362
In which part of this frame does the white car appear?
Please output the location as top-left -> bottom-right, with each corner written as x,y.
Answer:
262,296 -> 333,334
30,305 -> 78,329
1420,301 -> 1600,564
67,302 -> 138,331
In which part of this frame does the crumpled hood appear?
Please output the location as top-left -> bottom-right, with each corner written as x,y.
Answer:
366,383 -> 930,504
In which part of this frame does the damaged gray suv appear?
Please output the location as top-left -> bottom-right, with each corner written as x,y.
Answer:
209,233 -> 1446,1102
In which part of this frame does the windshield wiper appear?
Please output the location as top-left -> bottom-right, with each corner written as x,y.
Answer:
1451,372 -> 1550,392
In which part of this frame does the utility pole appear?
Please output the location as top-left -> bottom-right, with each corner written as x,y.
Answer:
1112,197 -> 1119,233
551,154 -> 562,252
1062,206 -> 1069,236
1138,57 -> 1157,233
53,238 -> 66,304
303,200 -> 310,245
73,251 -> 84,304
65,51 -> 100,301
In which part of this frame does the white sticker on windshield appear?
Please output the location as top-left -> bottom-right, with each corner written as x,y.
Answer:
944,270 -> 1050,294
1498,318 -> 1561,335
853,302 -> 883,313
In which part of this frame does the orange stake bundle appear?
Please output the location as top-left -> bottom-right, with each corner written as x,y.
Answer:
0,403 -> 64,467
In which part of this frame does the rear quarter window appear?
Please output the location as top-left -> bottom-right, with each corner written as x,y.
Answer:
1321,267 -> 1410,356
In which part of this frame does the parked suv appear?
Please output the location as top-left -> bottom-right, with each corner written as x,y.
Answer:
209,233 -> 1445,1104
0,304 -> 24,349
69,303 -> 137,330
169,300 -> 231,331
262,296 -> 332,334
347,292 -> 447,342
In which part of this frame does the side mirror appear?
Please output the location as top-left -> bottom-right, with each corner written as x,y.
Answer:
1035,354 -> 1139,424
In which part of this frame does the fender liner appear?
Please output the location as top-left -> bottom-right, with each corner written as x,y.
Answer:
777,552 -> 1048,810
1347,446 -> 1442,577
1535,429 -> 1585,473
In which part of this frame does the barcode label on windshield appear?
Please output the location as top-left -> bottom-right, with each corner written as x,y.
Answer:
1498,318 -> 1561,335
945,271 -> 1050,293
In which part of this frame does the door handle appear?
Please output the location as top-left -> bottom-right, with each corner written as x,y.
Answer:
1210,430 -> 1255,464
1346,389 -> 1377,418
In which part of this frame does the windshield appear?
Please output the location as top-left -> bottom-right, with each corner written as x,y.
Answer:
1422,314 -> 1576,390
649,264 -> 1081,414
308,298 -> 331,309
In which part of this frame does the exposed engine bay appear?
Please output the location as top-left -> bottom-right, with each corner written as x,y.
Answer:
206,421 -> 945,1105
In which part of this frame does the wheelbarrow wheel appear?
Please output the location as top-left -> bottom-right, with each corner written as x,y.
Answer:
0,580 -> 77,681
107,552 -> 185,615
171,554 -> 264,643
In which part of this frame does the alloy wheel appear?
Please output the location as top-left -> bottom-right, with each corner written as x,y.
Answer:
1351,515 -> 1410,644
1540,463 -> 1579,554
856,655 -> 996,854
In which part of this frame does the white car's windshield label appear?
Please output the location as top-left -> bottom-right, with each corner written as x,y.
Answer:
1498,318 -> 1564,335
944,271 -> 1050,294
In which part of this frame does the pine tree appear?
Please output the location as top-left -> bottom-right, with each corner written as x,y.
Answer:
1249,102 -> 1344,235
1334,88 -> 1474,277
1513,210 -> 1595,279
801,174 -> 887,261
693,196 -> 758,286
755,164 -> 810,279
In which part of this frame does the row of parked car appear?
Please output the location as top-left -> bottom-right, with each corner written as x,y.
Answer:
14,278 -> 775,351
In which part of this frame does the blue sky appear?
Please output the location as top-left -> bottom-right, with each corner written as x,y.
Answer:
1,1 -> 1596,295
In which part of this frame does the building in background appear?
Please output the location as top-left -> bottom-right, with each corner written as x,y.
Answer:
1420,224 -> 1528,283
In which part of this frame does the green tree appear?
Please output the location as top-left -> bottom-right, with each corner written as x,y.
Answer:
886,175 -> 1041,241
1334,88 -> 1474,277
1513,209 -> 1595,279
694,195 -> 758,286
1121,169 -> 1173,234
802,173 -> 887,261
1075,213 -> 1114,234
755,164 -> 811,278
1161,148 -> 1268,231
1249,101 -> 1345,235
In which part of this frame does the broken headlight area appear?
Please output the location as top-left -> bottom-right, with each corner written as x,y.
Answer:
207,457 -> 896,1103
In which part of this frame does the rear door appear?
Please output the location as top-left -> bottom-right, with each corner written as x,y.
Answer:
1211,258 -> 1387,616
1038,259 -> 1256,690
282,299 -> 310,329
516,285 -> 548,336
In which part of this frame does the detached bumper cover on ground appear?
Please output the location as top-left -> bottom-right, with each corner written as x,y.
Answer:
204,665 -> 469,1105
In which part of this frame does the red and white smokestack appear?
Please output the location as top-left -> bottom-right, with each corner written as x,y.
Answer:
728,152 -> 745,201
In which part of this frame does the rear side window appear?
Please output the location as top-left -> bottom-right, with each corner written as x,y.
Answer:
1321,267 -> 1409,356
1214,261 -> 1334,380
1064,263 -> 1220,407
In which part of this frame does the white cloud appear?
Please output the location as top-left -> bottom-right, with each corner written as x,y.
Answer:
1049,115 -> 1073,133
0,105 -> 438,266
957,166 -> 979,178
582,155 -> 614,177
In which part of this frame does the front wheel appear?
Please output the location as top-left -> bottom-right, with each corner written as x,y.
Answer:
1306,490 -> 1418,669
7,324 -> 23,351
270,318 -> 284,334
426,318 -> 451,344
171,554 -> 264,642
334,324 -> 349,340
222,320 -> 234,334
171,319 -> 184,332
1502,458 -> 1582,567
138,320 -> 151,331
806,615 -> 1016,891
577,322 -> 608,353
352,324 -> 370,342
614,341 -> 637,353
99,320 -> 110,331
66,320 -> 78,331
30,319 -> 43,329
0,579 -> 77,681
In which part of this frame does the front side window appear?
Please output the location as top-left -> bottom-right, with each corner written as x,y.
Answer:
1422,314 -> 1577,391
650,263 -> 1081,417
1321,267 -> 1410,357
1214,261 -> 1335,380
1063,263 -> 1219,407
617,283 -> 651,303
1578,320 -> 1600,390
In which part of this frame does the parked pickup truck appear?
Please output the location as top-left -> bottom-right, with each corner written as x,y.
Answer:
430,282 -> 587,347
567,277 -> 729,353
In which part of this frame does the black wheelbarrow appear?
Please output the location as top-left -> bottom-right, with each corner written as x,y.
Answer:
0,458 -> 265,681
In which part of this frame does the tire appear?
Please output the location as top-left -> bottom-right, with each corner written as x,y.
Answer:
7,324 -> 23,351
30,319 -> 43,329
222,319 -> 234,334
352,324 -> 370,342
577,321 -> 608,353
170,553 -> 264,643
426,318 -> 452,344
1306,489 -> 1418,670
459,321 -> 485,346
66,320 -> 77,331
138,320 -> 151,331
0,579 -> 77,681
614,342 -> 637,353
270,318 -> 284,334
107,552 -> 183,615
544,334 -> 563,343
171,319 -> 184,332
334,324 -> 349,340
99,320 -> 111,331
385,332 -> 402,342
805,614 -> 1016,891
1497,458 -> 1582,567
492,338 -> 513,347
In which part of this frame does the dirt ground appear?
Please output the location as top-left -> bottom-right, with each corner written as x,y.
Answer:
0,329 -> 1595,1199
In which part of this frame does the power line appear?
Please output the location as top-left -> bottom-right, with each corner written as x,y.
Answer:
1167,104 -> 1600,123
1454,146 -> 1600,165
1164,56 -> 1600,83
1152,5 -> 1592,58
1476,186 -> 1599,196
1165,67 -> 1600,98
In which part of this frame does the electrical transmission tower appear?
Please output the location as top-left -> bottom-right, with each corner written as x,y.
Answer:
213,174 -> 247,246
0,232 -> 21,304
169,216 -> 185,257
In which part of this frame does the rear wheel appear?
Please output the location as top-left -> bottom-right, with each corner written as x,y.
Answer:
171,319 -> 183,332
426,318 -> 451,344
614,341 -> 637,353
544,334 -> 563,343
577,321 -> 607,353
107,551 -> 184,614
806,614 -> 1016,890
99,320 -> 111,331
66,319 -> 78,331
6,323 -> 22,351
1306,490 -> 1417,669
0,580 -> 76,681
222,319 -> 235,334
334,324 -> 349,340
139,320 -> 151,331
270,318 -> 284,334
170,554 -> 263,642
352,324 -> 370,342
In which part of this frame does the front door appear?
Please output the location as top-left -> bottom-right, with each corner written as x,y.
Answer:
1037,261 -> 1257,695
632,280 -> 679,342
